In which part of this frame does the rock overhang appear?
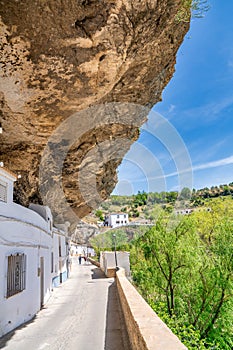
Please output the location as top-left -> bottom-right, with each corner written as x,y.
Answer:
0,0 -> 190,237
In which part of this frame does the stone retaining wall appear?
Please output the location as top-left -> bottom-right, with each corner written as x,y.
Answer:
116,268 -> 187,350
87,257 -> 100,267
88,257 -> 116,277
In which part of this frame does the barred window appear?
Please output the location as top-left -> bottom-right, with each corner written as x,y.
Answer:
0,180 -> 7,202
7,254 -> 26,298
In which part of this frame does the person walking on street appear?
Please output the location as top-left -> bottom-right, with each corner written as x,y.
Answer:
78,255 -> 82,265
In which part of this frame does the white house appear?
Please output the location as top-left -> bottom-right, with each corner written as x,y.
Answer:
0,167 -> 69,337
104,213 -> 129,228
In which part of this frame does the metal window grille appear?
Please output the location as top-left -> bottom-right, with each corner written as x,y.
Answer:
7,254 -> 26,298
0,180 -> 7,202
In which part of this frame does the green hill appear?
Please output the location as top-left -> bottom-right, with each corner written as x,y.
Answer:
86,182 -> 233,226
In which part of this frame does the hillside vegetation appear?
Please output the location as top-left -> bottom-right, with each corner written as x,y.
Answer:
90,190 -> 233,349
87,182 -> 233,225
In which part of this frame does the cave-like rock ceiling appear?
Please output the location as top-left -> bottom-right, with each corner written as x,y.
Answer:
0,0 -> 190,233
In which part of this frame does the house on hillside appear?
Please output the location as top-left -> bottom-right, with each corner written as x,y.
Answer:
175,207 -> 212,216
104,213 -> 129,228
175,208 -> 193,215
0,167 -> 69,337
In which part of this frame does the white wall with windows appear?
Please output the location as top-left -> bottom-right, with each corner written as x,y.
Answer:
0,214 -> 52,337
0,167 -> 69,337
51,228 -> 69,287
104,213 -> 129,228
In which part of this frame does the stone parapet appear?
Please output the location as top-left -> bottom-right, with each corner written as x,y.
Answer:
116,268 -> 187,350
87,257 -> 100,268
88,257 -> 116,277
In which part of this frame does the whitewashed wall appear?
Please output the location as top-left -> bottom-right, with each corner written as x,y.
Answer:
105,213 -> 129,228
100,251 -> 131,277
52,228 -> 68,287
0,203 -> 52,337
0,168 -> 68,337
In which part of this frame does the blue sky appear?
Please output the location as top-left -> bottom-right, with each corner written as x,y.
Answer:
113,0 -> 233,195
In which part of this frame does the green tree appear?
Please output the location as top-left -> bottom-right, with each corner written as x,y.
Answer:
95,209 -> 104,221
139,215 -> 199,317
127,203 -> 233,348
166,191 -> 178,203
179,187 -> 192,200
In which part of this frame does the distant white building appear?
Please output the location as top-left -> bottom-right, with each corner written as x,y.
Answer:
70,242 -> 95,257
175,208 -> 193,215
104,213 -> 129,228
175,207 -> 211,216
0,167 -> 69,337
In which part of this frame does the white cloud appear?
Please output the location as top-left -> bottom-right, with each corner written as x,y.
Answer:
184,95 -> 233,122
168,104 -> 175,113
158,155 -> 233,180
193,155 -> 233,171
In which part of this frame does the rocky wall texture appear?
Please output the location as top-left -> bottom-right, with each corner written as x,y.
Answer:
0,0 -> 190,235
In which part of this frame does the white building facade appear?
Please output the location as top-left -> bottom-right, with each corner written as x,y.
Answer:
70,243 -> 95,257
0,167 -> 69,337
104,213 -> 129,228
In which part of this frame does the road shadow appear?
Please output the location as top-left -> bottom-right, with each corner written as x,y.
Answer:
104,281 -> 131,350
91,267 -> 106,279
0,315 -> 36,349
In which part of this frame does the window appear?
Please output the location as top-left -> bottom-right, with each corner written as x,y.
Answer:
7,253 -> 26,298
0,180 -> 7,202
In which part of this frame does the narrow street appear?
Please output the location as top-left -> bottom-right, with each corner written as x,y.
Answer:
0,260 -> 130,350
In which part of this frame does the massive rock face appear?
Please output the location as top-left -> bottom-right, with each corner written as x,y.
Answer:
0,0 -> 190,235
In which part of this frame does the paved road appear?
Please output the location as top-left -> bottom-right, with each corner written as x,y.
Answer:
0,261 -> 130,350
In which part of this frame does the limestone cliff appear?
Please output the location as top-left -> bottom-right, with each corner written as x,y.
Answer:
0,0 -> 190,235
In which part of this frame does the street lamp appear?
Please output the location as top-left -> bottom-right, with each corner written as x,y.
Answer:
112,234 -> 118,268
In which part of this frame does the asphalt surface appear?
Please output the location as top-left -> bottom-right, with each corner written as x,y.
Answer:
0,260 -> 130,350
